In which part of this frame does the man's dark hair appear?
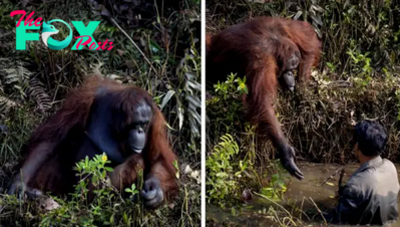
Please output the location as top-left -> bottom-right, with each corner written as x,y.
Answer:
354,120 -> 388,157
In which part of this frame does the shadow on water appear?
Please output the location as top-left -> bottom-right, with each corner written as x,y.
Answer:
207,162 -> 400,227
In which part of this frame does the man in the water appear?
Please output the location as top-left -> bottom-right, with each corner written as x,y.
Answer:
329,120 -> 399,225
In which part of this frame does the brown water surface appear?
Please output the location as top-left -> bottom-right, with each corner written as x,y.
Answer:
207,162 -> 400,227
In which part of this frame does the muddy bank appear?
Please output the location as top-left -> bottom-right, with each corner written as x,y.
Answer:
207,162 -> 400,227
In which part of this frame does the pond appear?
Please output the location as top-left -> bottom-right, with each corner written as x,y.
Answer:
207,162 -> 400,227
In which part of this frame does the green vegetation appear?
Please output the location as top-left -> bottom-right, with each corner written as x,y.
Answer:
206,0 -> 400,226
0,0 -> 200,226
206,134 -> 246,206
1,153 -> 195,226
207,0 -> 400,75
206,75 -> 289,209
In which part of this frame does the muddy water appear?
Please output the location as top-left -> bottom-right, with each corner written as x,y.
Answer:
207,162 -> 400,227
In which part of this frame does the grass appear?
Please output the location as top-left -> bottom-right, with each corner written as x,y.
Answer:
205,71 -> 400,226
0,0 -> 200,226
206,0 -> 400,226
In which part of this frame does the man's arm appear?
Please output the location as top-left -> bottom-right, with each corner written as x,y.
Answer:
330,184 -> 363,224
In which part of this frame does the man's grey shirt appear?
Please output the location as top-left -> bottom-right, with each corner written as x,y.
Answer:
334,156 -> 399,225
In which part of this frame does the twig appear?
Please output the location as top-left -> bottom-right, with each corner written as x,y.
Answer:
287,197 -> 311,221
308,197 -> 327,225
110,18 -> 158,74
48,61 -> 72,75
300,197 -> 304,221
255,192 -> 298,226
320,167 -> 344,187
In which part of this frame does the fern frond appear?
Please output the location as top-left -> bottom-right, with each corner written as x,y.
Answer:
29,78 -> 52,113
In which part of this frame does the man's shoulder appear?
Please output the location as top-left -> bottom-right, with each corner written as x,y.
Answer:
382,158 -> 397,171
348,158 -> 399,191
382,159 -> 399,182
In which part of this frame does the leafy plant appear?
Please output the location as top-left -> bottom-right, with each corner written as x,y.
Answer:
260,160 -> 288,201
326,62 -> 336,73
214,73 -> 248,98
206,74 -> 248,143
159,42 -> 201,158
206,134 -> 248,207
40,153 -> 144,227
346,48 -> 373,80
0,0 -> 200,226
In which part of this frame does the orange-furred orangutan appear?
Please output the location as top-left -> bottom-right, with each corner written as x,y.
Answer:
207,17 -> 321,180
8,75 -> 178,209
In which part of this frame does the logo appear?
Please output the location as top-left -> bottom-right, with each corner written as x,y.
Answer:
41,20 -> 72,50
10,10 -> 114,51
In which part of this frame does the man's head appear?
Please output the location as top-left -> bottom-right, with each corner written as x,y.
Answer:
353,120 -> 387,162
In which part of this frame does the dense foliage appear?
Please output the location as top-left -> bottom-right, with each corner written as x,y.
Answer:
206,0 -> 400,226
0,0 -> 201,226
